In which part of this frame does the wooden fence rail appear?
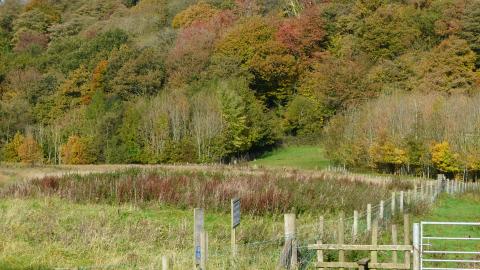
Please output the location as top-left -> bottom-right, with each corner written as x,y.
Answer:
308,214 -> 412,270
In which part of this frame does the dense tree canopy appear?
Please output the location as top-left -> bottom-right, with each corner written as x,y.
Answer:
0,0 -> 479,174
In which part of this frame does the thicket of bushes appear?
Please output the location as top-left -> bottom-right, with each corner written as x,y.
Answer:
0,0 -> 479,169
324,93 -> 480,179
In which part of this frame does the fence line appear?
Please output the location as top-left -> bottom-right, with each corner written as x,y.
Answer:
167,177 -> 480,269
53,175 -> 479,269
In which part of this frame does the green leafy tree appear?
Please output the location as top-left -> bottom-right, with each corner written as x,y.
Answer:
108,104 -> 143,163
404,133 -> 430,174
216,77 -> 277,158
0,0 -> 21,53
283,95 -> 323,139
358,4 -> 421,60
111,48 -> 165,99
46,29 -> 129,74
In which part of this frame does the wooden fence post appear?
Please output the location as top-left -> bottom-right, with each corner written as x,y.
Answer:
413,184 -> 418,203
231,198 -> 240,260
371,219 -> 378,270
406,190 -> 410,207
339,212 -> 345,270
404,214 -> 411,267
413,223 -> 420,270
285,213 -> 297,269
391,224 -> 398,264
367,204 -> 372,231
200,231 -> 208,270
391,192 -> 396,216
162,255 -> 172,270
318,216 -> 324,270
353,210 -> 358,240
399,191 -> 404,214
194,208 -> 204,268
429,183 -> 435,203
379,200 -> 384,221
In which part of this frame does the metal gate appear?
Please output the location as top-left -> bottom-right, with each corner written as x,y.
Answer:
420,222 -> 480,270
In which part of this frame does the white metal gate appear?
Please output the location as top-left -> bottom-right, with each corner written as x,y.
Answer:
420,222 -> 480,270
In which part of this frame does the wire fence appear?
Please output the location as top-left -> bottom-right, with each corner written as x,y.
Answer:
200,179 -> 478,269
51,177 -> 479,269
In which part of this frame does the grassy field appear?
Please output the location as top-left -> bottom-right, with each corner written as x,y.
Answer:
0,197 -> 287,269
0,166 -> 416,269
250,145 -> 331,170
0,159 -> 459,270
415,192 -> 480,269
419,192 -> 480,222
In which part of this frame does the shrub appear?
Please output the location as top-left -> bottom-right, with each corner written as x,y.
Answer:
13,30 -> 48,52
171,2 -> 219,29
17,135 -> 43,165
1,132 -> 24,162
283,95 -> 323,139
431,141 -> 460,175
61,135 -> 96,165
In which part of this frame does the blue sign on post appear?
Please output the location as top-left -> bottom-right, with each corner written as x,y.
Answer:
194,208 -> 204,265
231,198 -> 241,229
195,246 -> 201,262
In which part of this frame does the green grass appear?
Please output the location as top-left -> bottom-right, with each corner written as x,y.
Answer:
420,193 -> 480,222
0,197 -> 299,269
415,193 -> 480,269
250,145 -> 331,170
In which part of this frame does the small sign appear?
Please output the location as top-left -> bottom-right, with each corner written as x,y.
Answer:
231,198 -> 241,229
194,208 -> 204,264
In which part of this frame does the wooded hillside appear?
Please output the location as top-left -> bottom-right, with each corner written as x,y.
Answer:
0,0 -> 479,174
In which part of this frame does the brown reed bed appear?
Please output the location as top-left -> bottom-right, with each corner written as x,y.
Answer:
1,168 -> 413,215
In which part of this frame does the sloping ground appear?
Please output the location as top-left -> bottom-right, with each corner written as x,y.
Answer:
422,192 -> 480,221
415,192 -> 480,269
250,145 -> 331,170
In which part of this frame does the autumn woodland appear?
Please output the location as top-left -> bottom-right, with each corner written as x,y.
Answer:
0,0 -> 479,178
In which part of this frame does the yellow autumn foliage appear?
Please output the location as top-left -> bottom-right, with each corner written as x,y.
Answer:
431,142 -> 460,173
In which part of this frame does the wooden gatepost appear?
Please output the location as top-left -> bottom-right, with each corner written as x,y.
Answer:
308,214 -> 413,270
